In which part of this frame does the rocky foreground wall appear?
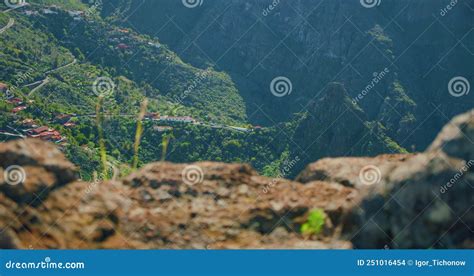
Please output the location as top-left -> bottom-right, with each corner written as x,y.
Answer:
0,110 -> 472,249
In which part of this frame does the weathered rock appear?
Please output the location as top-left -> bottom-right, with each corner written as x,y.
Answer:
296,154 -> 415,189
344,111 -> 474,249
0,139 -> 77,205
428,109 -> 474,161
0,138 -> 77,184
0,143 -> 355,249
118,162 -> 356,249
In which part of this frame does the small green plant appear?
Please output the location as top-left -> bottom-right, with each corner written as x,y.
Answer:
95,96 -> 108,179
160,132 -> 174,161
301,209 -> 326,235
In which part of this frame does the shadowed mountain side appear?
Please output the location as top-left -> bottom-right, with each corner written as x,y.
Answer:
288,83 -> 405,177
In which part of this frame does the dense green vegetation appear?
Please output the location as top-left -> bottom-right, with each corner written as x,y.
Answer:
0,1 -> 290,179
1,0 -> 415,180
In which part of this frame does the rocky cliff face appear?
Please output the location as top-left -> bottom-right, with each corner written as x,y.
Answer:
288,82 -> 406,176
0,109 -> 472,249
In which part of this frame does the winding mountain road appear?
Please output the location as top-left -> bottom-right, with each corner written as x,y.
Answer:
3,2 -> 28,13
0,18 -> 14,34
45,58 -> 77,74
25,59 -> 77,96
28,77 -> 49,96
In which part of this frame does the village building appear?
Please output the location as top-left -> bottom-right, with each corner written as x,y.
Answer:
21,119 -> 38,128
23,10 -> 39,16
12,106 -> 27,113
153,126 -> 173,132
117,43 -> 130,50
27,126 -> 50,136
63,122 -> 76,128
68,10 -> 84,17
157,116 -> 196,124
7,98 -> 23,105
148,42 -> 161,49
42,8 -> 58,15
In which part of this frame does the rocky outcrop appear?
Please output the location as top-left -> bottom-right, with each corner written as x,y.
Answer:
0,141 -> 355,249
296,154 -> 415,189
0,139 -> 77,205
298,110 -> 473,248
346,110 -> 473,249
0,110 -> 472,249
117,163 -> 355,249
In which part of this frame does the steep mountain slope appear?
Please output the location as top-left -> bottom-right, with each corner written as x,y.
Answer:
34,5 -> 247,125
1,0 -> 472,182
104,0 -> 473,151
0,2 -> 271,179
288,82 -> 405,176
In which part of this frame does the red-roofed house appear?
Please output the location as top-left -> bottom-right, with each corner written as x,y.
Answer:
39,130 -> 60,137
28,126 -> 50,136
7,98 -> 23,105
12,106 -> 27,113
63,122 -> 76,128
